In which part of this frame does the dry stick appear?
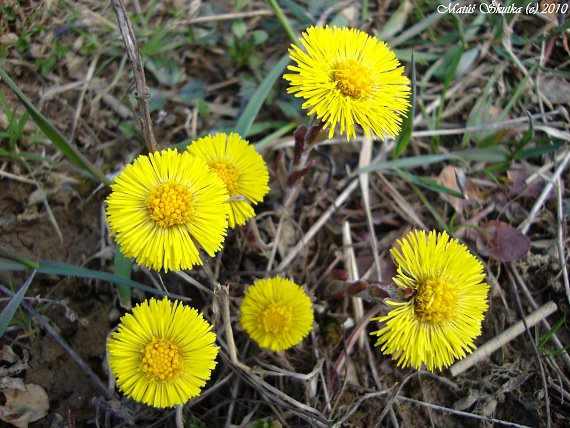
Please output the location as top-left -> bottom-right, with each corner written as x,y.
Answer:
449,301 -> 558,377
342,221 -> 365,348
510,266 -> 570,374
519,148 -> 570,234
555,154 -> 570,307
276,178 -> 359,271
0,284 -> 113,400
68,52 -> 100,144
111,0 -> 158,153
395,396 -> 532,428
358,137 -> 382,281
507,270 -> 551,428
200,258 -> 242,367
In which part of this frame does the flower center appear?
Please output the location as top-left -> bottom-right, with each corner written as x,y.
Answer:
334,59 -> 374,99
146,180 -> 194,227
141,338 -> 184,381
414,277 -> 458,323
209,160 -> 240,196
260,303 -> 293,334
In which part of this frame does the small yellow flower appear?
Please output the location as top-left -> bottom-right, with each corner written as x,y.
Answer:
106,149 -> 229,272
283,26 -> 410,141
107,297 -> 219,408
370,230 -> 490,371
240,277 -> 314,352
187,132 -> 270,228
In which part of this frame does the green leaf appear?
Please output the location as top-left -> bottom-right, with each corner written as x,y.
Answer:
0,270 -> 36,336
234,53 -> 290,138
0,66 -> 111,186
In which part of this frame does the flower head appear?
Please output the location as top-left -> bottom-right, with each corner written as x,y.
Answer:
370,230 -> 489,371
187,132 -> 270,228
107,297 -> 219,408
240,276 -> 314,352
283,26 -> 410,141
106,149 -> 229,272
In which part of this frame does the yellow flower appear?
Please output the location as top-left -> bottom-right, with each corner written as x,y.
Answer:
370,230 -> 489,372
240,276 -> 314,352
187,132 -> 270,228
107,297 -> 219,408
106,149 -> 229,272
283,26 -> 410,141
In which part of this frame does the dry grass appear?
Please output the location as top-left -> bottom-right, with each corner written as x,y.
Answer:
1,0 -> 569,427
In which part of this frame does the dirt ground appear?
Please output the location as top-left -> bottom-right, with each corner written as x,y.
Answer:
1,1 -> 570,427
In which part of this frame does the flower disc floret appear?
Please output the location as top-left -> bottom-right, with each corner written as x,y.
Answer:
187,133 -> 270,228
240,276 -> 313,352
107,297 -> 219,408
146,181 -> 194,227
370,230 -> 490,371
335,59 -> 374,99
284,25 -> 411,141
142,338 -> 184,381
105,149 -> 229,272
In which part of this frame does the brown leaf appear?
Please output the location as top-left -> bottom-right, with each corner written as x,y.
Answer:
0,377 -> 49,428
436,165 -> 480,214
476,220 -> 531,262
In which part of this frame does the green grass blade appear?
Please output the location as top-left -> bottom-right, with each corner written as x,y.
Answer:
538,317 -> 565,350
393,53 -> 416,158
36,260 -> 166,296
0,66 -> 112,186
389,11 -> 444,48
514,142 -> 563,160
234,53 -> 290,138
265,0 -> 299,47
114,245 -> 132,309
358,147 -> 509,174
0,247 -> 38,269
0,246 -> 165,297
0,270 -> 36,336
397,169 -> 464,198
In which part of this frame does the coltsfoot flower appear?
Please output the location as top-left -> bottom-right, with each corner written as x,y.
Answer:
370,230 -> 490,371
240,276 -> 314,352
284,26 -> 410,141
107,297 -> 219,408
187,132 -> 270,228
106,149 -> 229,272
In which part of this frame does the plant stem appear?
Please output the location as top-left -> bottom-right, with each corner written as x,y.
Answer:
111,0 -> 158,153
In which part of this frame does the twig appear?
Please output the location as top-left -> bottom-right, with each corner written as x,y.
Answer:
175,10 -> 273,25
519,149 -> 570,234
395,396 -> 532,428
508,269 -> 551,428
0,284 -> 113,400
111,0 -> 158,153
342,221 -> 365,348
555,153 -> 570,307
276,178 -> 359,271
450,301 -> 558,377
358,137 -> 382,281
511,266 -> 570,373
175,406 -> 183,428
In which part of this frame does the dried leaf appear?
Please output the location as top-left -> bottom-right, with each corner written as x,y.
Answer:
476,220 -> 531,262
0,377 -> 49,428
436,165 -> 480,214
